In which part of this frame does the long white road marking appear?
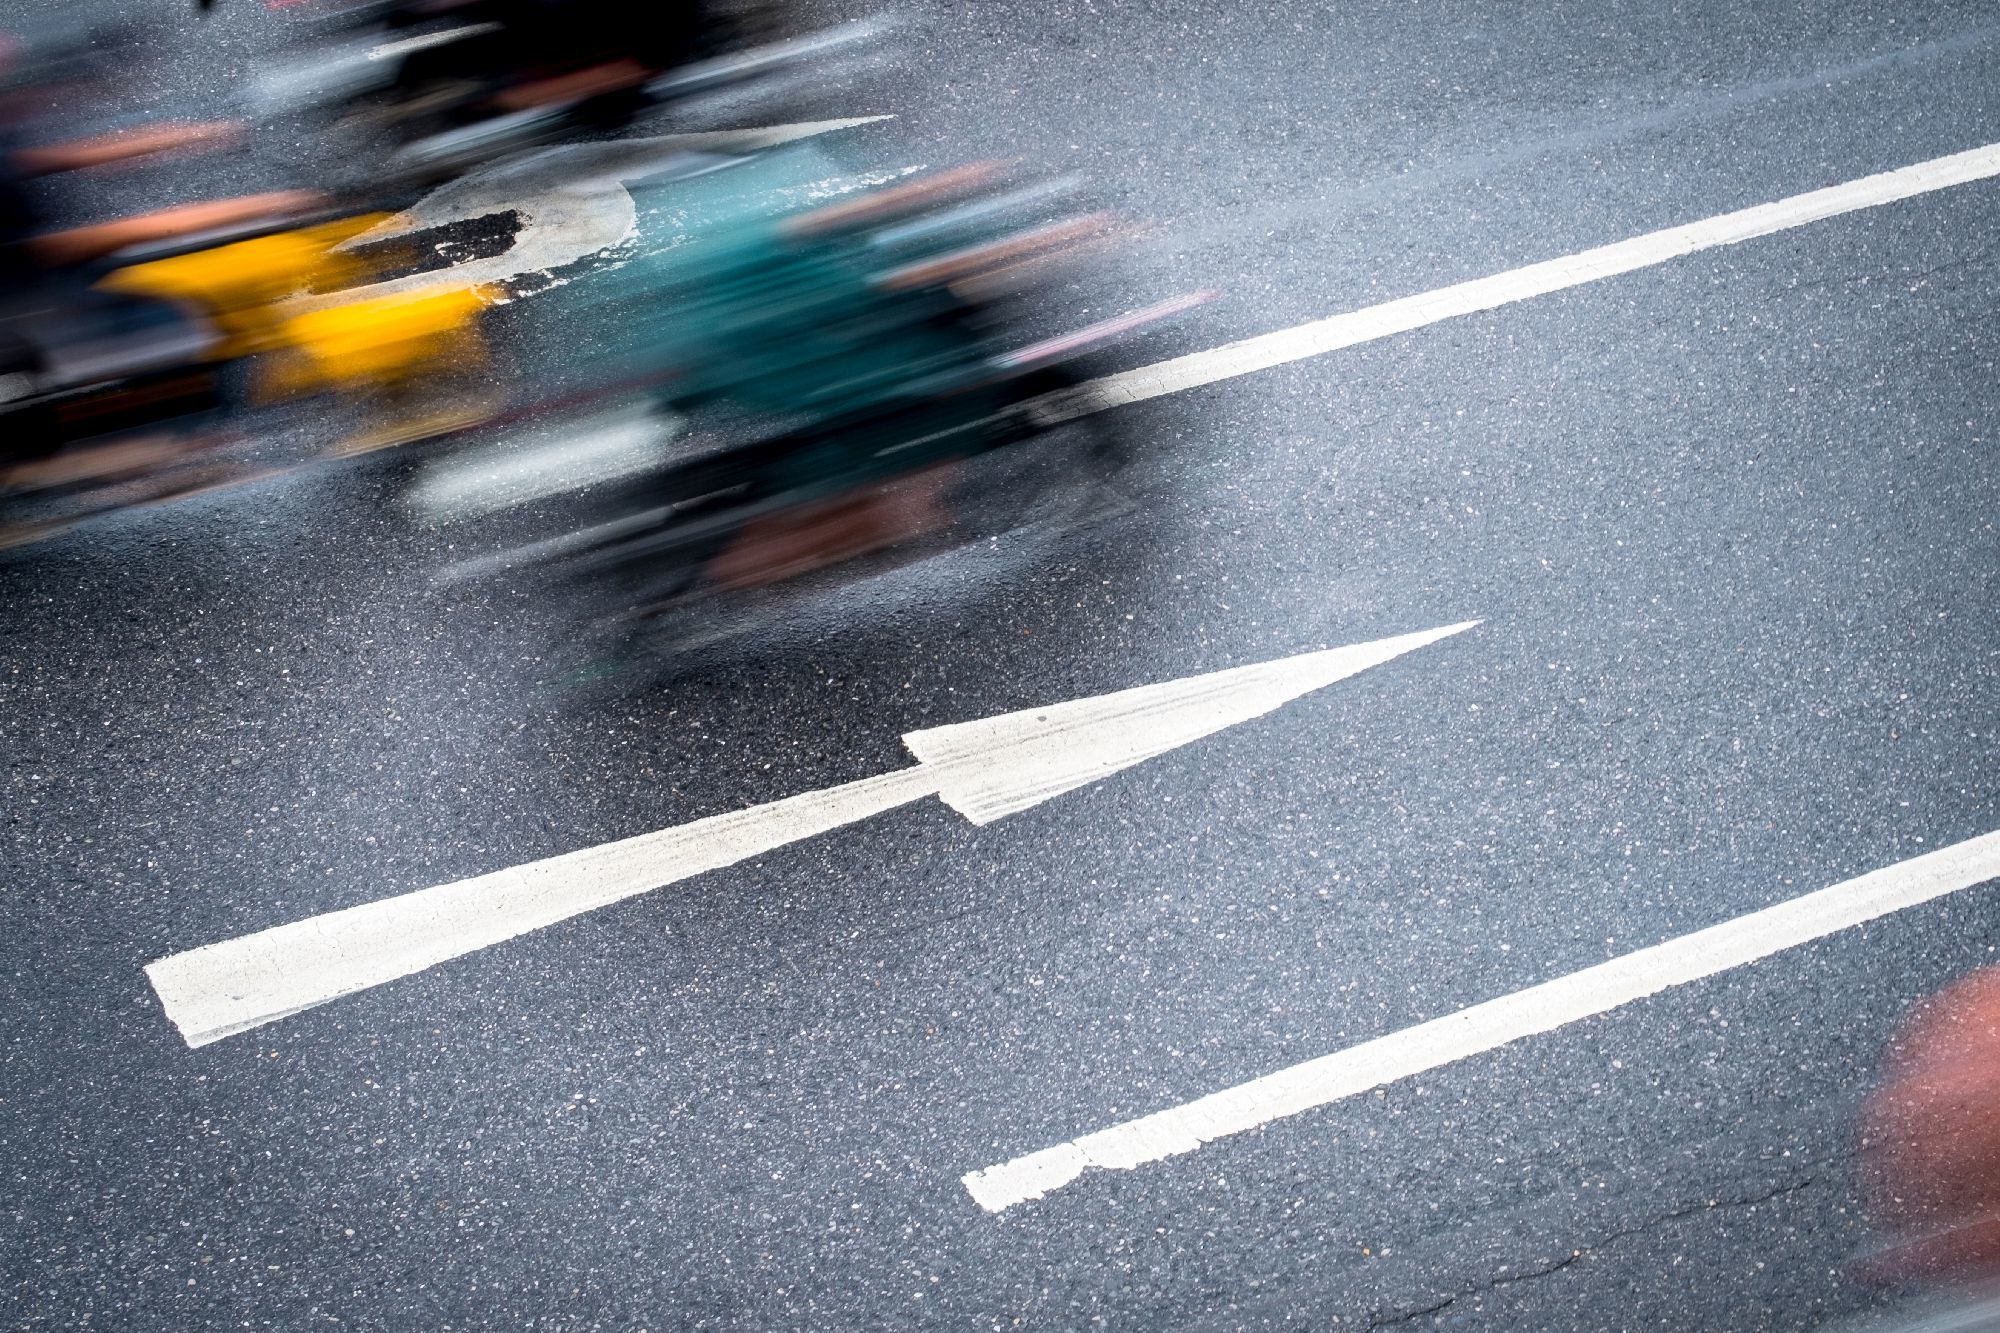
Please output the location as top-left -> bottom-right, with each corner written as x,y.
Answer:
146,621 -> 1476,1048
1065,141 -> 2000,413
963,828 -> 2000,1213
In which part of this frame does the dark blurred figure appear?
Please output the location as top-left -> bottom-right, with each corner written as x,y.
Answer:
0,21 -> 288,281
374,0 -> 722,122
472,142 -> 1205,673
253,0 -> 833,186
0,19 -> 316,543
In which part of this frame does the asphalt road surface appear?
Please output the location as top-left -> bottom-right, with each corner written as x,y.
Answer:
4,1 -> 1999,1328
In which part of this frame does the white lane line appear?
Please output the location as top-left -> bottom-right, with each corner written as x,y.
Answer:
963,828 -> 2000,1212
1069,141 -> 2000,412
146,621 -> 1476,1048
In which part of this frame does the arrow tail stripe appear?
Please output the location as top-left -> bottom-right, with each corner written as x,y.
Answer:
146,765 -> 938,1048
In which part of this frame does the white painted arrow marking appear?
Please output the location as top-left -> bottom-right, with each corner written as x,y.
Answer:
962,828 -> 2000,1213
906,622 -> 1474,826
144,620 -> 1476,1049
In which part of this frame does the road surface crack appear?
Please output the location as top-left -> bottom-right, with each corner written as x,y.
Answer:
1365,1176 -> 1815,1327
1369,1294 -> 1456,1327
1772,245 -> 1995,298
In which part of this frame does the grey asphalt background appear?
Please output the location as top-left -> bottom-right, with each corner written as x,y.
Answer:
3,0 -> 1998,1328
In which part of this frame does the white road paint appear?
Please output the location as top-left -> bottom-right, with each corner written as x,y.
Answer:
146,622 -> 1475,1048
905,620 -> 1474,825
148,766 -> 937,1048
1059,140 -> 2000,414
325,117 -> 892,306
962,828 -> 2000,1213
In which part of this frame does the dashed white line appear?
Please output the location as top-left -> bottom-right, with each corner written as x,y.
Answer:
962,827 -> 2000,1212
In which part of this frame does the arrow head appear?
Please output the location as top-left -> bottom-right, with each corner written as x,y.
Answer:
902,620 -> 1480,825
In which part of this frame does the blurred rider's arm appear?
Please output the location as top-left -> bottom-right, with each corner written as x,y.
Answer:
12,121 -> 241,177
24,190 -> 323,268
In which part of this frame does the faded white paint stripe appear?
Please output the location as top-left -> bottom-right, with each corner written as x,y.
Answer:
147,766 -> 939,1048
1075,141 -> 2000,410
963,828 -> 2000,1212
